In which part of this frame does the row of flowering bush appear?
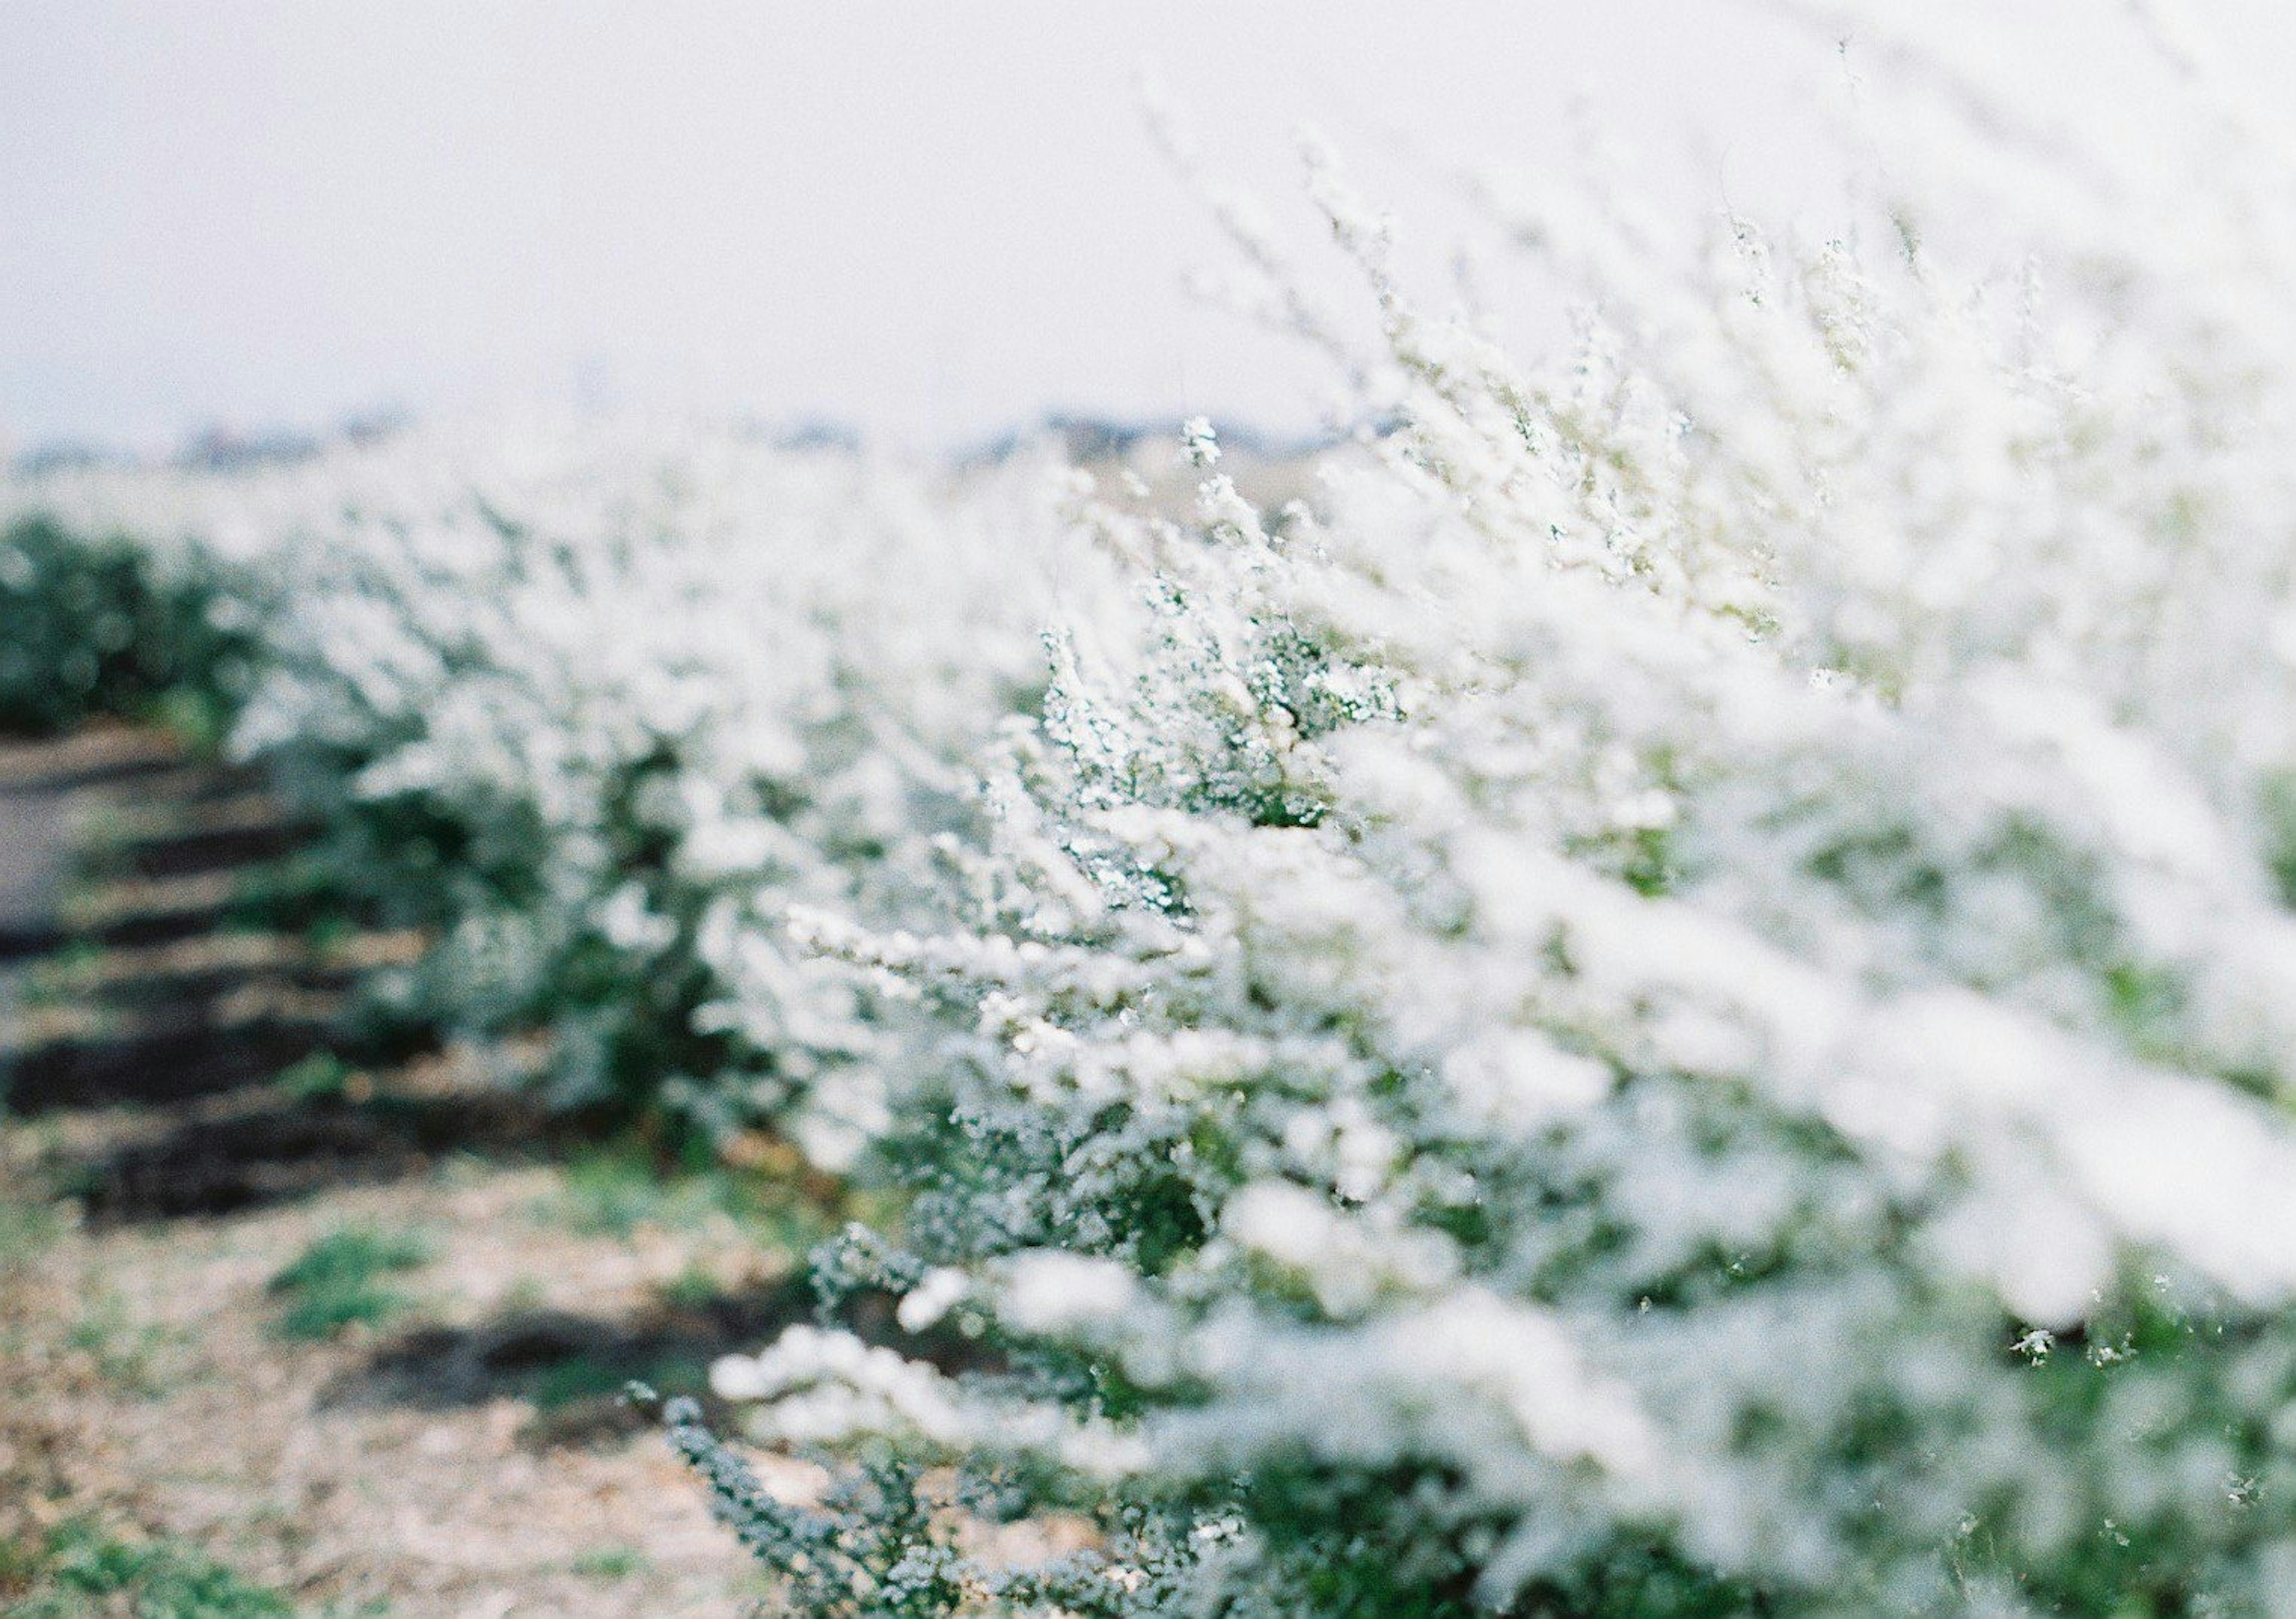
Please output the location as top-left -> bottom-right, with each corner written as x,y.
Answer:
2,420 -> 1104,1148
14,8 -> 2296,1612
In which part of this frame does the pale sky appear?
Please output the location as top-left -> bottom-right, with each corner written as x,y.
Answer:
2,4 -> 2288,457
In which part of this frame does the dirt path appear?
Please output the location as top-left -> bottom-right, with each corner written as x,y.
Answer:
1,729 -> 802,1618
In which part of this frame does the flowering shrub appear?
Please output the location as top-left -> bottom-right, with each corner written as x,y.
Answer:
689,15 -> 2296,1618
2,420 -> 1098,1145
219,419 -> 1092,1139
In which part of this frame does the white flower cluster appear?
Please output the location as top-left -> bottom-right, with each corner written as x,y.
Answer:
6,416 -> 1101,1148
701,14 -> 2296,1617
233,418 -> 1100,1143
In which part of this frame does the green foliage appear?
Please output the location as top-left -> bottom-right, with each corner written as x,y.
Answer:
0,1199 -> 59,1278
1,1517 -> 295,1618
527,1350 -> 710,1412
548,1150 -> 739,1239
0,515 -> 255,741
274,1053 -> 354,1105
539,1143 -> 824,1247
658,1261 -> 728,1311
567,1544 -> 648,1581
63,1292 -> 183,1398
654,1394 -> 1230,1619
265,1226 -> 432,1342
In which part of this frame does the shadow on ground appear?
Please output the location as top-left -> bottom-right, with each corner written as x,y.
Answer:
66,1086 -> 558,1224
342,1279 -> 826,1447
0,728 -> 441,1125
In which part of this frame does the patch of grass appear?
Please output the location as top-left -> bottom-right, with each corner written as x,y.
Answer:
0,1199 -> 60,1276
0,1515 -> 295,1618
537,1141 -> 836,1254
64,1291 -> 182,1397
512,1349 -> 716,1447
225,851 -> 346,936
16,941 -> 106,1009
657,1260 -> 725,1312
267,1225 -> 432,1342
497,1275 -> 549,1316
528,1349 -> 708,1412
542,1149 -> 743,1240
0,1195 -> 60,1368
274,1052 -> 353,1104
568,1544 -> 649,1581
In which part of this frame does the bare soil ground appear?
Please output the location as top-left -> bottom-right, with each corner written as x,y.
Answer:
0,728 -> 820,1618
